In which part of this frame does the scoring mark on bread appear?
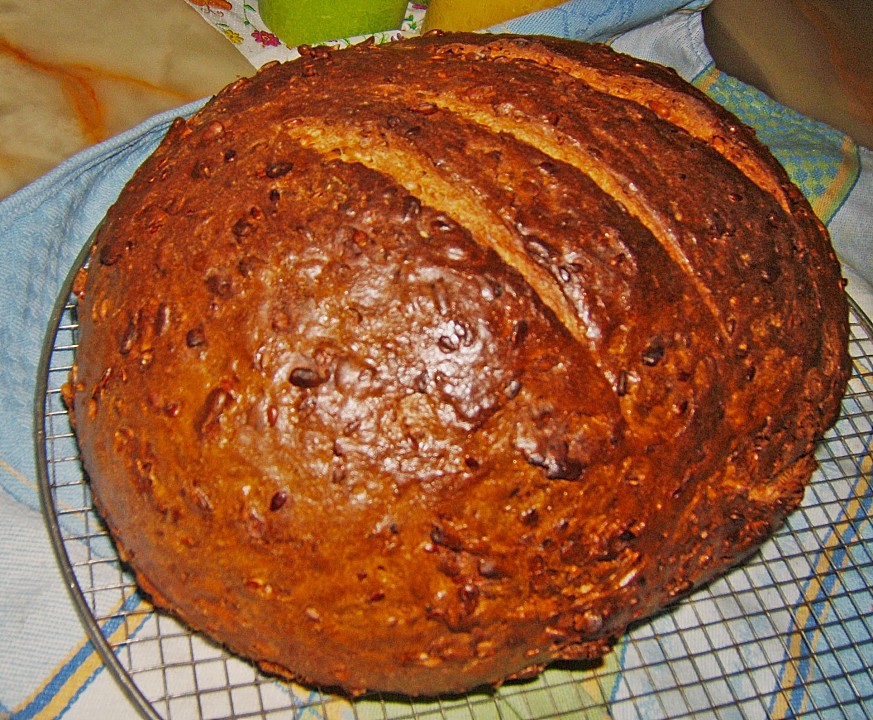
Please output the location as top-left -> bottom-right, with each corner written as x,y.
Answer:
433,36 -> 792,213
392,91 -> 731,341
282,118 -> 608,380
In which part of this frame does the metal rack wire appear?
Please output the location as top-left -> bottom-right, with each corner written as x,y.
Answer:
36,263 -> 873,719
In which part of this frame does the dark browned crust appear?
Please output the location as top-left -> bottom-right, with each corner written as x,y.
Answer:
69,33 -> 850,696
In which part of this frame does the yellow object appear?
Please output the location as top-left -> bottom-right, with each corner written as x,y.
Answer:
422,0 -> 567,32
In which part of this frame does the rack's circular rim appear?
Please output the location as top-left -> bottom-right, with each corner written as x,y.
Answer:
35,231 -> 163,720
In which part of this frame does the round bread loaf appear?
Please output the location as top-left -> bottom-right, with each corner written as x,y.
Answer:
68,32 -> 850,696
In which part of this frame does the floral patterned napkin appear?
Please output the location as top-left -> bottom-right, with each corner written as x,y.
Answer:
185,0 -> 428,67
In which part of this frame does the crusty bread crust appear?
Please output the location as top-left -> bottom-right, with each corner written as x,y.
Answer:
69,33 -> 849,696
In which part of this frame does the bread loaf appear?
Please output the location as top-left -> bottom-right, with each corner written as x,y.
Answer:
68,32 -> 850,696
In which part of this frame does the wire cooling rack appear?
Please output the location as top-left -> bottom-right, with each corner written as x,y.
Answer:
36,251 -> 873,720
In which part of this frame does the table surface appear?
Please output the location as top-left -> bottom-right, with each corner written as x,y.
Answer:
0,0 -> 870,200
0,0 -> 252,199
